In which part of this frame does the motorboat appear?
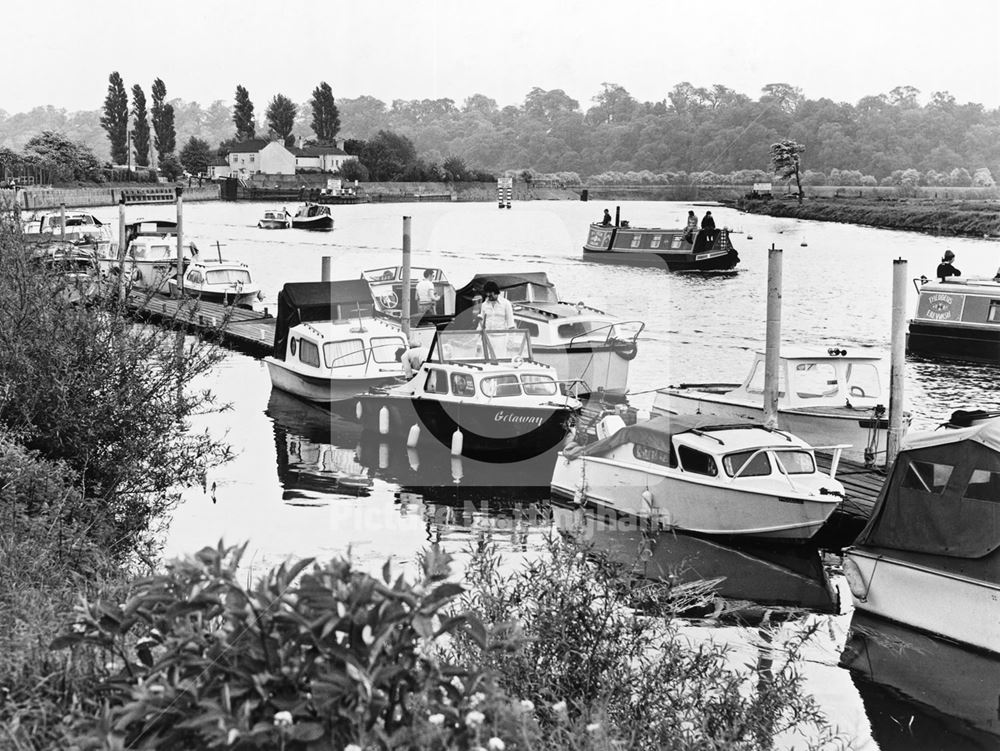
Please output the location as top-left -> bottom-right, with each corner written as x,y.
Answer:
362,264 -> 457,333
583,221 -> 739,271
21,210 -> 115,251
653,347 -> 903,466
290,202 -> 333,231
116,233 -> 196,293
907,275 -> 1000,364
167,258 -> 263,308
843,409 -> 1000,654
264,280 -> 408,404
551,413 -> 846,542
257,208 -> 291,229
31,243 -> 104,305
354,328 -> 583,462
453,273 -> 645,396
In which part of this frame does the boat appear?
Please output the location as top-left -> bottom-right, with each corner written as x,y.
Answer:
167,258 -> 263,308
362,265 -> 456,325
843,409 -> 1000,654
583,221 -> 739,271
550,413 -> 846,542
906,275 -> 1000,364
652,347 -> 902,466
290,202 -> 333,231
257,208 -> 291,229
31,243 -> 104,305
354,328 -> 583,462
264,280 -> 408,403
453,273 -> 645,396
21,210 -> 116,256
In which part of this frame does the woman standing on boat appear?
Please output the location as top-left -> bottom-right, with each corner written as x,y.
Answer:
937,250 -> 961,282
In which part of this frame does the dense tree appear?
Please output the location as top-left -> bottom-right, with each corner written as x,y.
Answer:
309,81 -> 341,143
233,85 -> 256,140
359,130 -> 417,180
339,158 -> 369,182
100,72 -> 129,164
130,85 -> 150,167
157,152 -> 183,181
771,139 -> 806,202
151,78 -> 176,157
23,131 -> 101,182
265,94 -> 297,146
179,136 -> 213,175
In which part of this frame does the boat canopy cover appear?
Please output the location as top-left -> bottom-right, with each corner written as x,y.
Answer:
855,419 -> 1000,580
273,280 -> 374,358
455,272 -> 553,314
576,413 -> 759,459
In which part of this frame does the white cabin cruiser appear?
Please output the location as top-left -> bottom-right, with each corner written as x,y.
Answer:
653,347 -> 904,466
265,280 -> 408,404
167,258 -> 263,308
355,328 -> 583,461
551,414 -> 845,542
258,208 -> 291,229
362,265 -> 457,345
844,409 -> 1000,654
21,211 -> 115,256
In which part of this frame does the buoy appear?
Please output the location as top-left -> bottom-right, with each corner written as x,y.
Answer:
450,429 -> 464,456
450,456 -> 464,483
406,424 -> 420,448
407,448 -> 420,471
378,406 -> 390,435
378,442 -> 389,469
355,401 -> 363,420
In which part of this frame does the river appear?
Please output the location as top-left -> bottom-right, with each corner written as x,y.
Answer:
83,199 -> 1000,750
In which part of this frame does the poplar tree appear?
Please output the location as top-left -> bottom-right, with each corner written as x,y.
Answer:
266,94 -> 297,147
233,85 -> 256,140
309,81 -> 341,144
100,72 -> 129,165
131,84 -> 151,167
151,78 -> 176,158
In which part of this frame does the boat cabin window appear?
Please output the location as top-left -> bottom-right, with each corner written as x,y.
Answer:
793,363 -> 839,399
290,338 -> 297,356
989,301 -> 1000,323
677,445 -> 718,476
632,443 -> 675,467
206,269 -> 252,285
481,375 -> 521,398
557,321 -> 600,339
369,336 -> 406,364
964,468 -> 1000,503
722,450 -> 772,477
745,361 -> 786,396
298,339 -> 321,368
774,450 -> 817,475
186,271 -> 204,285
521,374 -> 557,396
323,339 -> 365,368
845,363 -> 882,398
424,368 -> 449,394
516,320 -> 540,337
485,331 -> 531,360
901,460 -> 952,494
450,373 -> 476,396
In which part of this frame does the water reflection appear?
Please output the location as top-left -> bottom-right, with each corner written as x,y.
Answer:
840,613 -> 1000,750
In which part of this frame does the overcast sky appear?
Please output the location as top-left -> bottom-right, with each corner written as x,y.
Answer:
4,0 -> 998,114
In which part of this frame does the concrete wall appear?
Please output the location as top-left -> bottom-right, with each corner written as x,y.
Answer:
13,185 -> 220,210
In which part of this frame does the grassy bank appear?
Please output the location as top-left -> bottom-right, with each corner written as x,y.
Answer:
732,196 -> 1000,238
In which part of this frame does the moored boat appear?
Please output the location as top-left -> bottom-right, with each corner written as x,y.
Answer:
843,409 -> 1000,654
583,221 -> 739,271
551,413 -> 846,542
167,258 -> 263,308
906,275 -> 1000,364
257,208 -> 291,229
291,202 -> 334,231
21,210 -> 116,257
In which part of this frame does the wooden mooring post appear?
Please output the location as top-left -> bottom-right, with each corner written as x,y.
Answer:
763,244 -> 783,429
174,187 -> 184,297
887,258 -> 907,467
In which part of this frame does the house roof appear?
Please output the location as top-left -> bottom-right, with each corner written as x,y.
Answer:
292,145 -> 348,157
228,139 -> 278,154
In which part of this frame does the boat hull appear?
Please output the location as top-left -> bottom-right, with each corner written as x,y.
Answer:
551,454 -> 839,541
583,224 -> 739,271
292,216 -> 334,231
258,219 -> 290,229
356,394 -> 577,462
906,321 -> 1000,364
266,358 -> 399,404
845,548 -> 1000,654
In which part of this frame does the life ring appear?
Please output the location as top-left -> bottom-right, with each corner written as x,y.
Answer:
610,338 -> 638,361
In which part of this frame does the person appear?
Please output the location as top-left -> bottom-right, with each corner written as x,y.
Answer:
701,211 -> 716,231
601,208 -> 612,226
398,338 -> 425,378
478,280 -> 514,330
936,250 -> 961,282
415,268 -> 439,314
683,210 -> 698,243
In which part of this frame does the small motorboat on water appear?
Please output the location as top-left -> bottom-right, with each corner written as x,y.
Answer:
264,280 -> 408,403
583,218 -> 739,271
257,208 -> 291,229
551,413 -> 846,542
167,258 -> 263,308
907,275 -> 1000,364
355,328 -> 583,462
290,202 -> 334,231
21,210 -> 116,257
116,232 -> 196,293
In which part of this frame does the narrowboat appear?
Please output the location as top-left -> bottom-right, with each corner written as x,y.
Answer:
583,222 -> 739,271
907,276 -> 1000,364
291,202 -> 334,231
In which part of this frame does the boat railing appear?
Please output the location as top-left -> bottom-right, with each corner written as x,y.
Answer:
555,378 -> 592,399
567,320 -> 646,348
727,444 -> 849,488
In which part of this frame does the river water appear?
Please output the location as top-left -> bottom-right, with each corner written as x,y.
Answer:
86,199 -> 999,749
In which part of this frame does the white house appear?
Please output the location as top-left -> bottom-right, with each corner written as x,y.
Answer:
293,143 -> 350,173
228,139 -> 297,176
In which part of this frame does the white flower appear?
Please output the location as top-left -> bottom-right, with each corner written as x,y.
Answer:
362,625 -> 375,645
680,720 -> 694,732
487,738 -> 506,751
519,699 -> 534,712
470,691 -> 486,707
345,745 -> 362,751
551,700 -> 567,714
428,713 -> 445,726
586,722 -> 601,733
148,685 -> 164,698
465,709 -> 486,728
227,728 -> 240,745
451,676 -> 465,691
273,711 -> 293,727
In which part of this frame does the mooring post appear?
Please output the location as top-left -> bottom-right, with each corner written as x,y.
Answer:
887,258 -> 908,467
116,197 -> 127,302
321,256 -> 331,281
59,203 -> 66,242
401,216 -> 412,339
763,244 -> 783,430
175,186 -> 184,297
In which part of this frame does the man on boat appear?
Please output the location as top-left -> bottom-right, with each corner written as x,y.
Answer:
416,268 -> 440,315
478,280 -> 514,330
701,211 -> 717,248
398,338 -> 425,378
601,208 -> 612,226
936,250 -> 961,282
684,210 -> 698,243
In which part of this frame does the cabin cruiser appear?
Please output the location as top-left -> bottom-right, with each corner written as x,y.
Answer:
21,211 -> 115,256
363,265 -> 456,333
257,208 -> 291,229
115,233 -> 196,293
453,273 -> 644,396
264,280 -> 407,404
551,413 -> 845,542
843,409 -> 1000,654
907,275 -> 1000,364
290,202 -> 333,231
653,347 -> 904,466
167,258 -> 263,308
355,328 -> 583,461
31,244 -> 103,304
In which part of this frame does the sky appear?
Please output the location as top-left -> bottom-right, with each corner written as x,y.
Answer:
2,0 -> 999,115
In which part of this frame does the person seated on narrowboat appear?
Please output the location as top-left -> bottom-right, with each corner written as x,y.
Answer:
936,249 -> 960,282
